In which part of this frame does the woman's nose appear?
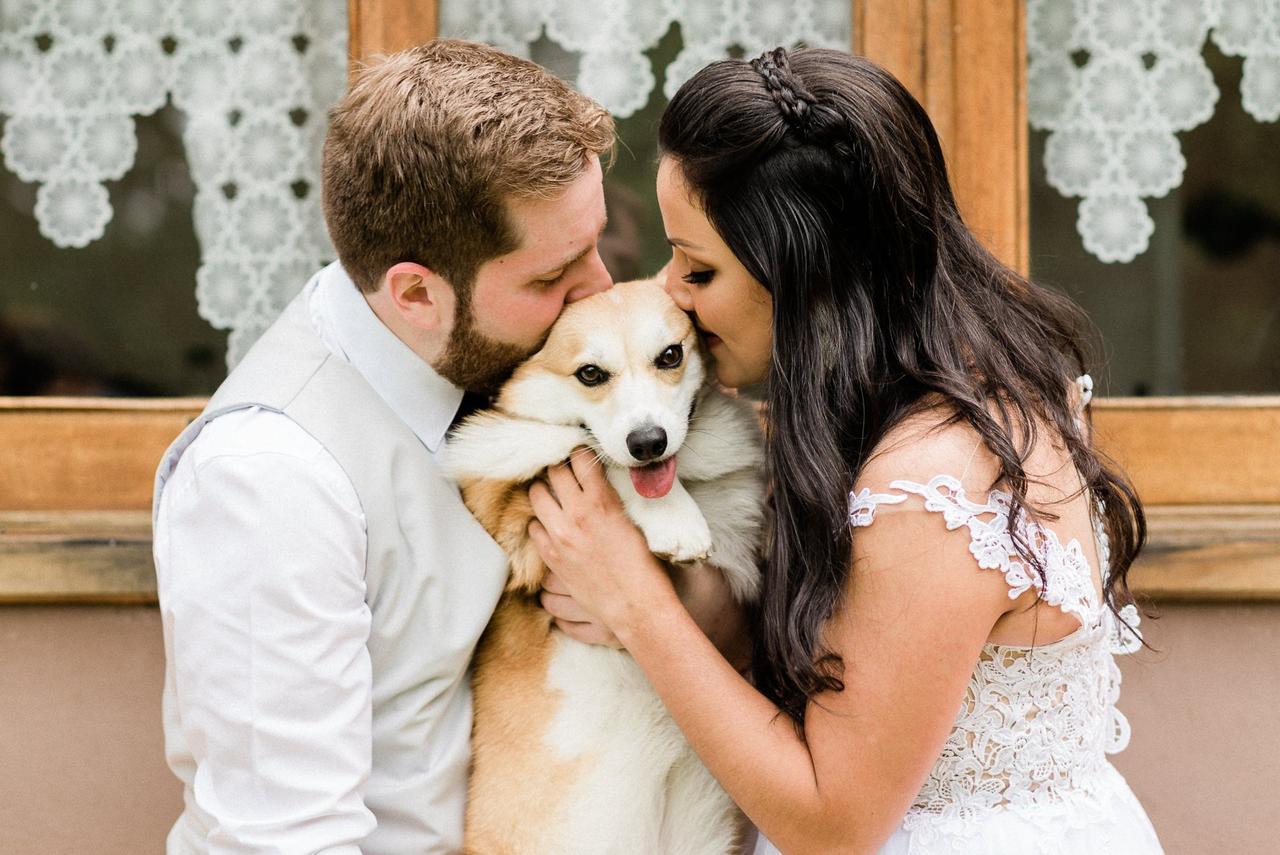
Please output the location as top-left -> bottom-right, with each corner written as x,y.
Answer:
661,266 -> 694,311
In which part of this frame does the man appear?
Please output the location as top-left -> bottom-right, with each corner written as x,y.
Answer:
153,40 -> 746,854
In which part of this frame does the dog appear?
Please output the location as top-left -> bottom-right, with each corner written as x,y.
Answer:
443,278 -> 766,854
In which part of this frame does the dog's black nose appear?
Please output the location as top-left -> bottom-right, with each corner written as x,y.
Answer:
626,426 -> 668,462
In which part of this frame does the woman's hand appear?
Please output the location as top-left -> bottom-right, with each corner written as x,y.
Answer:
527,447 -> 676,637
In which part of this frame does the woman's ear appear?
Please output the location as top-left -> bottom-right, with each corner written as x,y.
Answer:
382,261 -> 458,331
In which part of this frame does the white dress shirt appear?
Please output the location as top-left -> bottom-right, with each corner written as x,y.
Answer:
154,269 -> 468,853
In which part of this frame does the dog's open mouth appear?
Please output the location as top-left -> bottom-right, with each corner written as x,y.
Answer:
630,457 -> 677,499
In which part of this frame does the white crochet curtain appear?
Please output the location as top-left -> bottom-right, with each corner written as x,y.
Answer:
438,0 -> 853,118
12,1 -> 1269,367
0,0 -> 347,365
1029,0 -> 1280,264
2,0 -> 855,367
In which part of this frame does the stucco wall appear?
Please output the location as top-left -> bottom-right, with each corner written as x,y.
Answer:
1110,602 -> 1280,855
2,602 -> 1276,854
1,606 -> 179,854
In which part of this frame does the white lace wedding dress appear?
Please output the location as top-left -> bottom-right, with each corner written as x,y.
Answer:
753,471 -> 1164,855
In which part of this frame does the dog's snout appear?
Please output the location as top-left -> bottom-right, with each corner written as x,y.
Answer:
626,426 -> 668,462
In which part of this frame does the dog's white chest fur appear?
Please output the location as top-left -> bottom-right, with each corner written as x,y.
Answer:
541,641 -> 739,852
446,386 -> 764,854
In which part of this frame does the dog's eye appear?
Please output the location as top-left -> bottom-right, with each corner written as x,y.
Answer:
574,364 -> 609,386
655,344 -> 683,369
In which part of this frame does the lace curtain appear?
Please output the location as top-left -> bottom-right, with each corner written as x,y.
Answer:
1029,0 -> 1280,264
0,0 -> 347,364
438,0 -> 853,119
7,1 -> 1272,367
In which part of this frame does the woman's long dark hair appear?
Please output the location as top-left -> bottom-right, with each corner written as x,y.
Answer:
658,48 -> 1147,732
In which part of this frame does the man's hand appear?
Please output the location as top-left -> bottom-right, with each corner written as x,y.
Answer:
540,570 -> 623,648
541,561 -> 752,670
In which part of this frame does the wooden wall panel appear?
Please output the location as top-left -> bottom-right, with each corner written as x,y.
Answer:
0,399 -> 202,512
3,399 -> 1277,509
854,0 -> 926,95
1128,505 -> 1280,601
1092,398 -> 1280,505
0,511 -> 155,604
855,0 -> 1028,274
347,0 -> 438,70
1,396 -> 1276,601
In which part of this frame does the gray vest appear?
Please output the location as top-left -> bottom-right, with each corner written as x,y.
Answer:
155,293 -> 508,853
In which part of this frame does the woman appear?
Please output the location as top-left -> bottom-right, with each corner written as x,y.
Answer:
527,48 -> 1163,854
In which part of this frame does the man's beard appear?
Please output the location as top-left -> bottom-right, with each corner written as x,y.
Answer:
433,299 -> 533,395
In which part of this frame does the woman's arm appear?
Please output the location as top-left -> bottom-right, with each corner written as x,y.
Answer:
528,450 -> 1013,854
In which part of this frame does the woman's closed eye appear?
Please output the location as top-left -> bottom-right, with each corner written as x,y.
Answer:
682,268 -> 715,286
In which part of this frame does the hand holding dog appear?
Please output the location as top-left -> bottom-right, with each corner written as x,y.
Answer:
528,447 -> 679,639
540,571 -> 623,647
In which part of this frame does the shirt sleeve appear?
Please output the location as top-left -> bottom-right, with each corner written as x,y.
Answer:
155,408 -> 375,853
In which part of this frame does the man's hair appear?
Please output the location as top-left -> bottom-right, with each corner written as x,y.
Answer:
321,39 -> 615,294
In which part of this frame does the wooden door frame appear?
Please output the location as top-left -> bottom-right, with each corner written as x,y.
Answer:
857,0 -> 1028,273
347,0 -> 438,68
2,0 -> 1276,602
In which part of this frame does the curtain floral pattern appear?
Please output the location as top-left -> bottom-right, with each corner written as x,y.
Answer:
0,0 -> 347,364
1029,0 -> 1280,264
6,1 -> 1275,366
438,0 -> 853,118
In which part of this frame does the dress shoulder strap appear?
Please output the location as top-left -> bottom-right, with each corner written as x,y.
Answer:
848,474 -> 1101,621
847,487 -> 908,528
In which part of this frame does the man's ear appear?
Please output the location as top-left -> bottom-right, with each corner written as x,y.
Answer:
382,261 -> 456,331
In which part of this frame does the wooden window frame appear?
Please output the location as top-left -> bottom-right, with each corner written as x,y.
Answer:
3,0 -> 1277,603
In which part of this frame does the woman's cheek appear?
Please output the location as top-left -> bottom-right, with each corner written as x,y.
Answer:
709,349 -> 740,389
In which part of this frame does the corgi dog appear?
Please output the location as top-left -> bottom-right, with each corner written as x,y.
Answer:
443,279 -> 766,855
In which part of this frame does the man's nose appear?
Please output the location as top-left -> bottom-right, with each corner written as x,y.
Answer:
564,250 -> 613,304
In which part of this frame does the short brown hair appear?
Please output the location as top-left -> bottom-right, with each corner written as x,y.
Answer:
322,39 -> 615,294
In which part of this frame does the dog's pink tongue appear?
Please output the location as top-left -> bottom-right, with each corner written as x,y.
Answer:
630,457 -> 677,499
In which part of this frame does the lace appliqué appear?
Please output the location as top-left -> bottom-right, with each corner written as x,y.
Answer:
847,487 -> 907,527
896,475 -> 1101,622
847,477 -> 1145,854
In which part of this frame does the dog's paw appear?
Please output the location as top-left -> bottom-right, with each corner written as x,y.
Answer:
642,517 -> 713,564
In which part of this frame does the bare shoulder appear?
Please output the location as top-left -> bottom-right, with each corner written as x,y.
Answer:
844,406 -> 1026,622
856,400 -> 1082,506
857,404 -> 1002,496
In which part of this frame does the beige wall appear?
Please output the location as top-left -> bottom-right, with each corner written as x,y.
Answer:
3,602 -> 1277,854
0,606 -> 179,855
1112,602 -> 1280,855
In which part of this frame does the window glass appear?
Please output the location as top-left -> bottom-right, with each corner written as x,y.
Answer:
1030,43 -> 1280,396
529,29 -> 685,284
19,12 -> 1264,401
2,107 -> 225,396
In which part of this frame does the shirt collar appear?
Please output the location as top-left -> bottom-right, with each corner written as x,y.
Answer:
313,261 -> 464,453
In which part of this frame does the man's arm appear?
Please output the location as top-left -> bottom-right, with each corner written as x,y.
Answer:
156,411 -> 375,852
668,561 -> 753,671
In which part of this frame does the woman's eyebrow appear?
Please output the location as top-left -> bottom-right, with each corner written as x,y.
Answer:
666,236 -> 706,252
